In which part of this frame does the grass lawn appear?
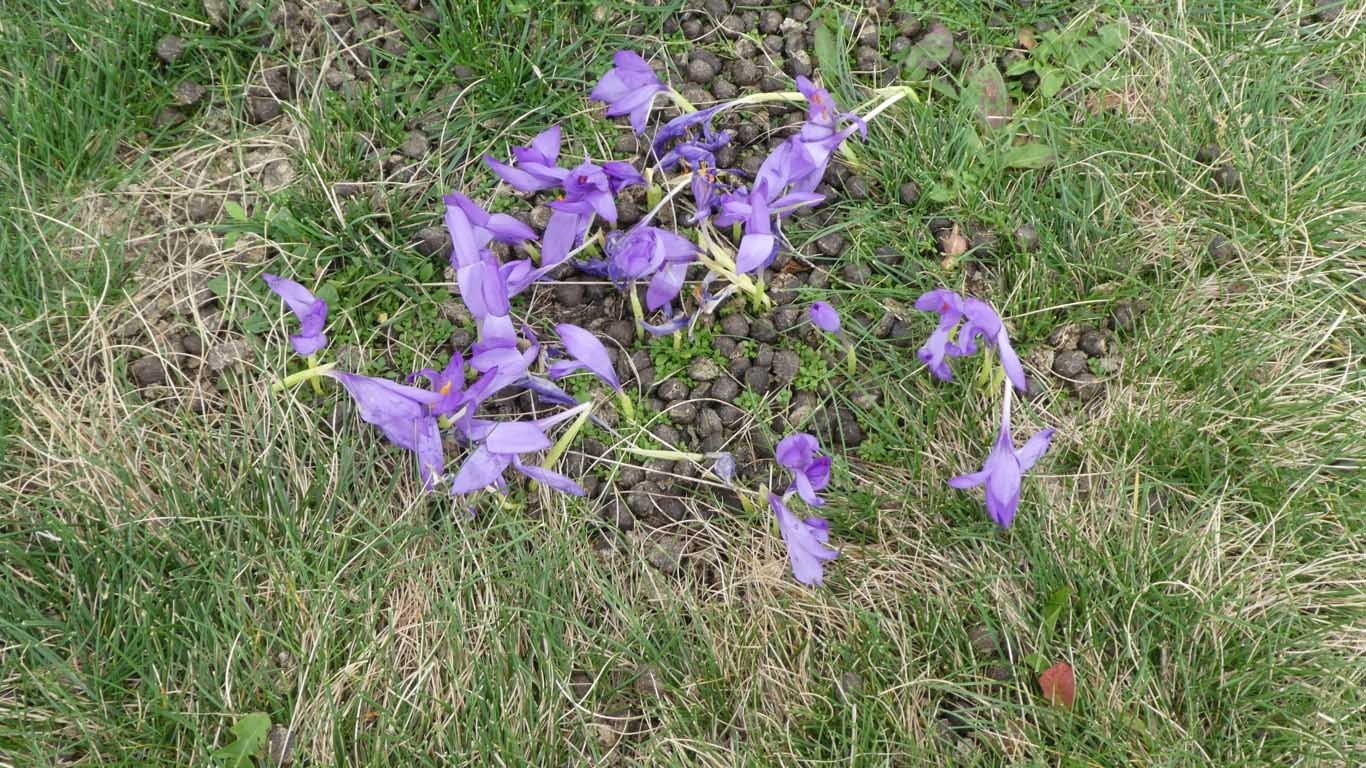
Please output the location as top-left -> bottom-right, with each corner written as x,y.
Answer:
2,1 -> 1362,765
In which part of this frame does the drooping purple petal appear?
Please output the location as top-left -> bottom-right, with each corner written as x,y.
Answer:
327,372 -> 442,452
646,261 -> 689,312
527,124 -> 562,164
512,459 -> 587,496
735,232 -> 777,274
263,273 -> 329,356
1014,427 -> 1056,472
995,328 -> 1029,392
552,323 -> 621,390
769,493 -> 838,586
485,421 -> 552,454
540,209 -> 581,268
450,445 -> 512,494
809,302 -> 841,333
414,416 -> 444,491
590,50 -> 668,134
776,433 -> 819,472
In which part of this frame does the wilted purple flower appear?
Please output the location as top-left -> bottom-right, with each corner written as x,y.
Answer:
590,51 -> 669,134
712,452 -> 736,484
455,257 -> 511,324
593,225 -> 698,311
262,273 -> 328,356
548,323 -> 620,390
949,407 -> 1055,528
639,310 -> 693,336
809,302 -> 841,333
914,289 -> 1027,391
327,372 -> 445,490
444,192 -> 538,251
483,125 -> 570,193
450,404 -> 590,496
550,158 -> 643,224
716,180 -> 778,274
652,104 -> 730,162
775,432 -> 833,507
769,492 -> 838,586
795,76 -> 867,140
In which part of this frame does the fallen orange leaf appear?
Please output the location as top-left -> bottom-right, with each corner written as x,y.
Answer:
1038,662 -> 1075,708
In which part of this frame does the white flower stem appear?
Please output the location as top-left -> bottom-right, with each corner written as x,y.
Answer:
271,362 -> 337,393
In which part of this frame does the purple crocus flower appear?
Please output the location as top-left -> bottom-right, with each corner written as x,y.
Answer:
809,302 -> 841,333
550,158 -> 643,224
444,192 -> 538,251
483,125 -> 570,193
775,432 -> 833,507
327,372 -> 445,490
590,50 -> 669,134
262,273 -> 328,356
948,402 -> 1055,528
795,76 -> 867,140
548,323 -> 620,390
594,225 -> 698,311
450,403 -> 590,496
769,492 -> 838,586
914,289 -> 1027,391
712,452 -> 736,485
715,179 -> 779,274
652,103 -> 730,162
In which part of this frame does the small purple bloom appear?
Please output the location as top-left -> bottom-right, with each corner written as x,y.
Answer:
327,372 -> 445,490
712,452 -> 736,485
550,158 -> 643,224
601,226 -> 698,311
590,50 -> 669,134
809,302 -> 841,333
948,412 -> 1055,529
450,404 -> 590,496
652,103 -> 730,160
775,432 -> 832,507
769,492 -> 838,586
548,323 -> 621,390
794,76 -> 867,140
483,125 -> 570,193
443,192 -> 538,248
715,180 -> 780,274
262,273 -> 328,357
914,289 -> 1027,391
455,257 -> 511,322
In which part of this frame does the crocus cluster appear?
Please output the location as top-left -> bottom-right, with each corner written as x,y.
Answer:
260,49 -> 1054,591
915,289 -> 1055,527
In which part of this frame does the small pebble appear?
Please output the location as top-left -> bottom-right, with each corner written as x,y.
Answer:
1207,235 -> 1236,263
657,378 -> 690,401
246,96 -> 282,124
1195,143 -> 1221,164
605,319 -> 635,348
412,226 -> 449,257
155,35 -> 186,65
743,366 -> 771,393
750,316 -> 778,343
1213,164 -> 1240,191
1072,372 -> 1105,402
1052,350 -> 1088,379
771,350 -> 800,387
688,357 -> 723,381
130,356 -> 168,387
720,314 -> 750,337
552,282 -> 585,307
814,232 -> 845,258
710,377 -> 740,401
399,130 -> 429,159
173,80 -> 207,106
1014,224 -> 1040,252
898,181 -> 921,205
1109,300 -> 1141,333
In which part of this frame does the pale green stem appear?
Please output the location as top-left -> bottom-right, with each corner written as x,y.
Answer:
629,282 -> 646,341
664,89 -> 697,113
542,405 -> 594,470
306,355 -> 325,394
845,344 -> 858,377
616,390 -> 635,421
272,362 -> 337,392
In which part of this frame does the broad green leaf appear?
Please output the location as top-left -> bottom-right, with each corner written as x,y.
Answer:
812,11 -> 841,78
966,63 -> 1011,130
1041,69 -> 1066,98
1005,59 -> 1035,77
901,26 -> 954,80
1003,142 -> 1056,169
223,200 -> 249,222
1099,21 -> 1126,52
211,713 -> 270,767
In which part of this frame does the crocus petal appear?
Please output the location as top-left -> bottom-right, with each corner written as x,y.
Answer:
451,445 -> 511,494
513,460 -> 587,496
770,493 -> 838,586
602,161 -> 645,191
486,421 -> 552,454
523,375 -> 582,407
735,232 -> 777,274
263,273 -> 329,356
540,209 -> 580,267
555,323 -> 620,390
915,288 -> 964,316
289,329 -> 327,357
646,261 -> 688,312
806,455 -> 832,492
712,453 -> 736,484
485,213 -> 538,245
947,469 -> 989,489
414,416 -> 444,491
1014,427 -> 1056,472
793,472 -> 824,507
809,302 -> 841,333
328,372 -> 442,452
262,273 -> 324,323
984,456 -> 1023,528
775,433 -> 819,472
529,124 -> 562,163
918,324 -> 957,382
483,155 -> 555,193
996,329 -> 1029,392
